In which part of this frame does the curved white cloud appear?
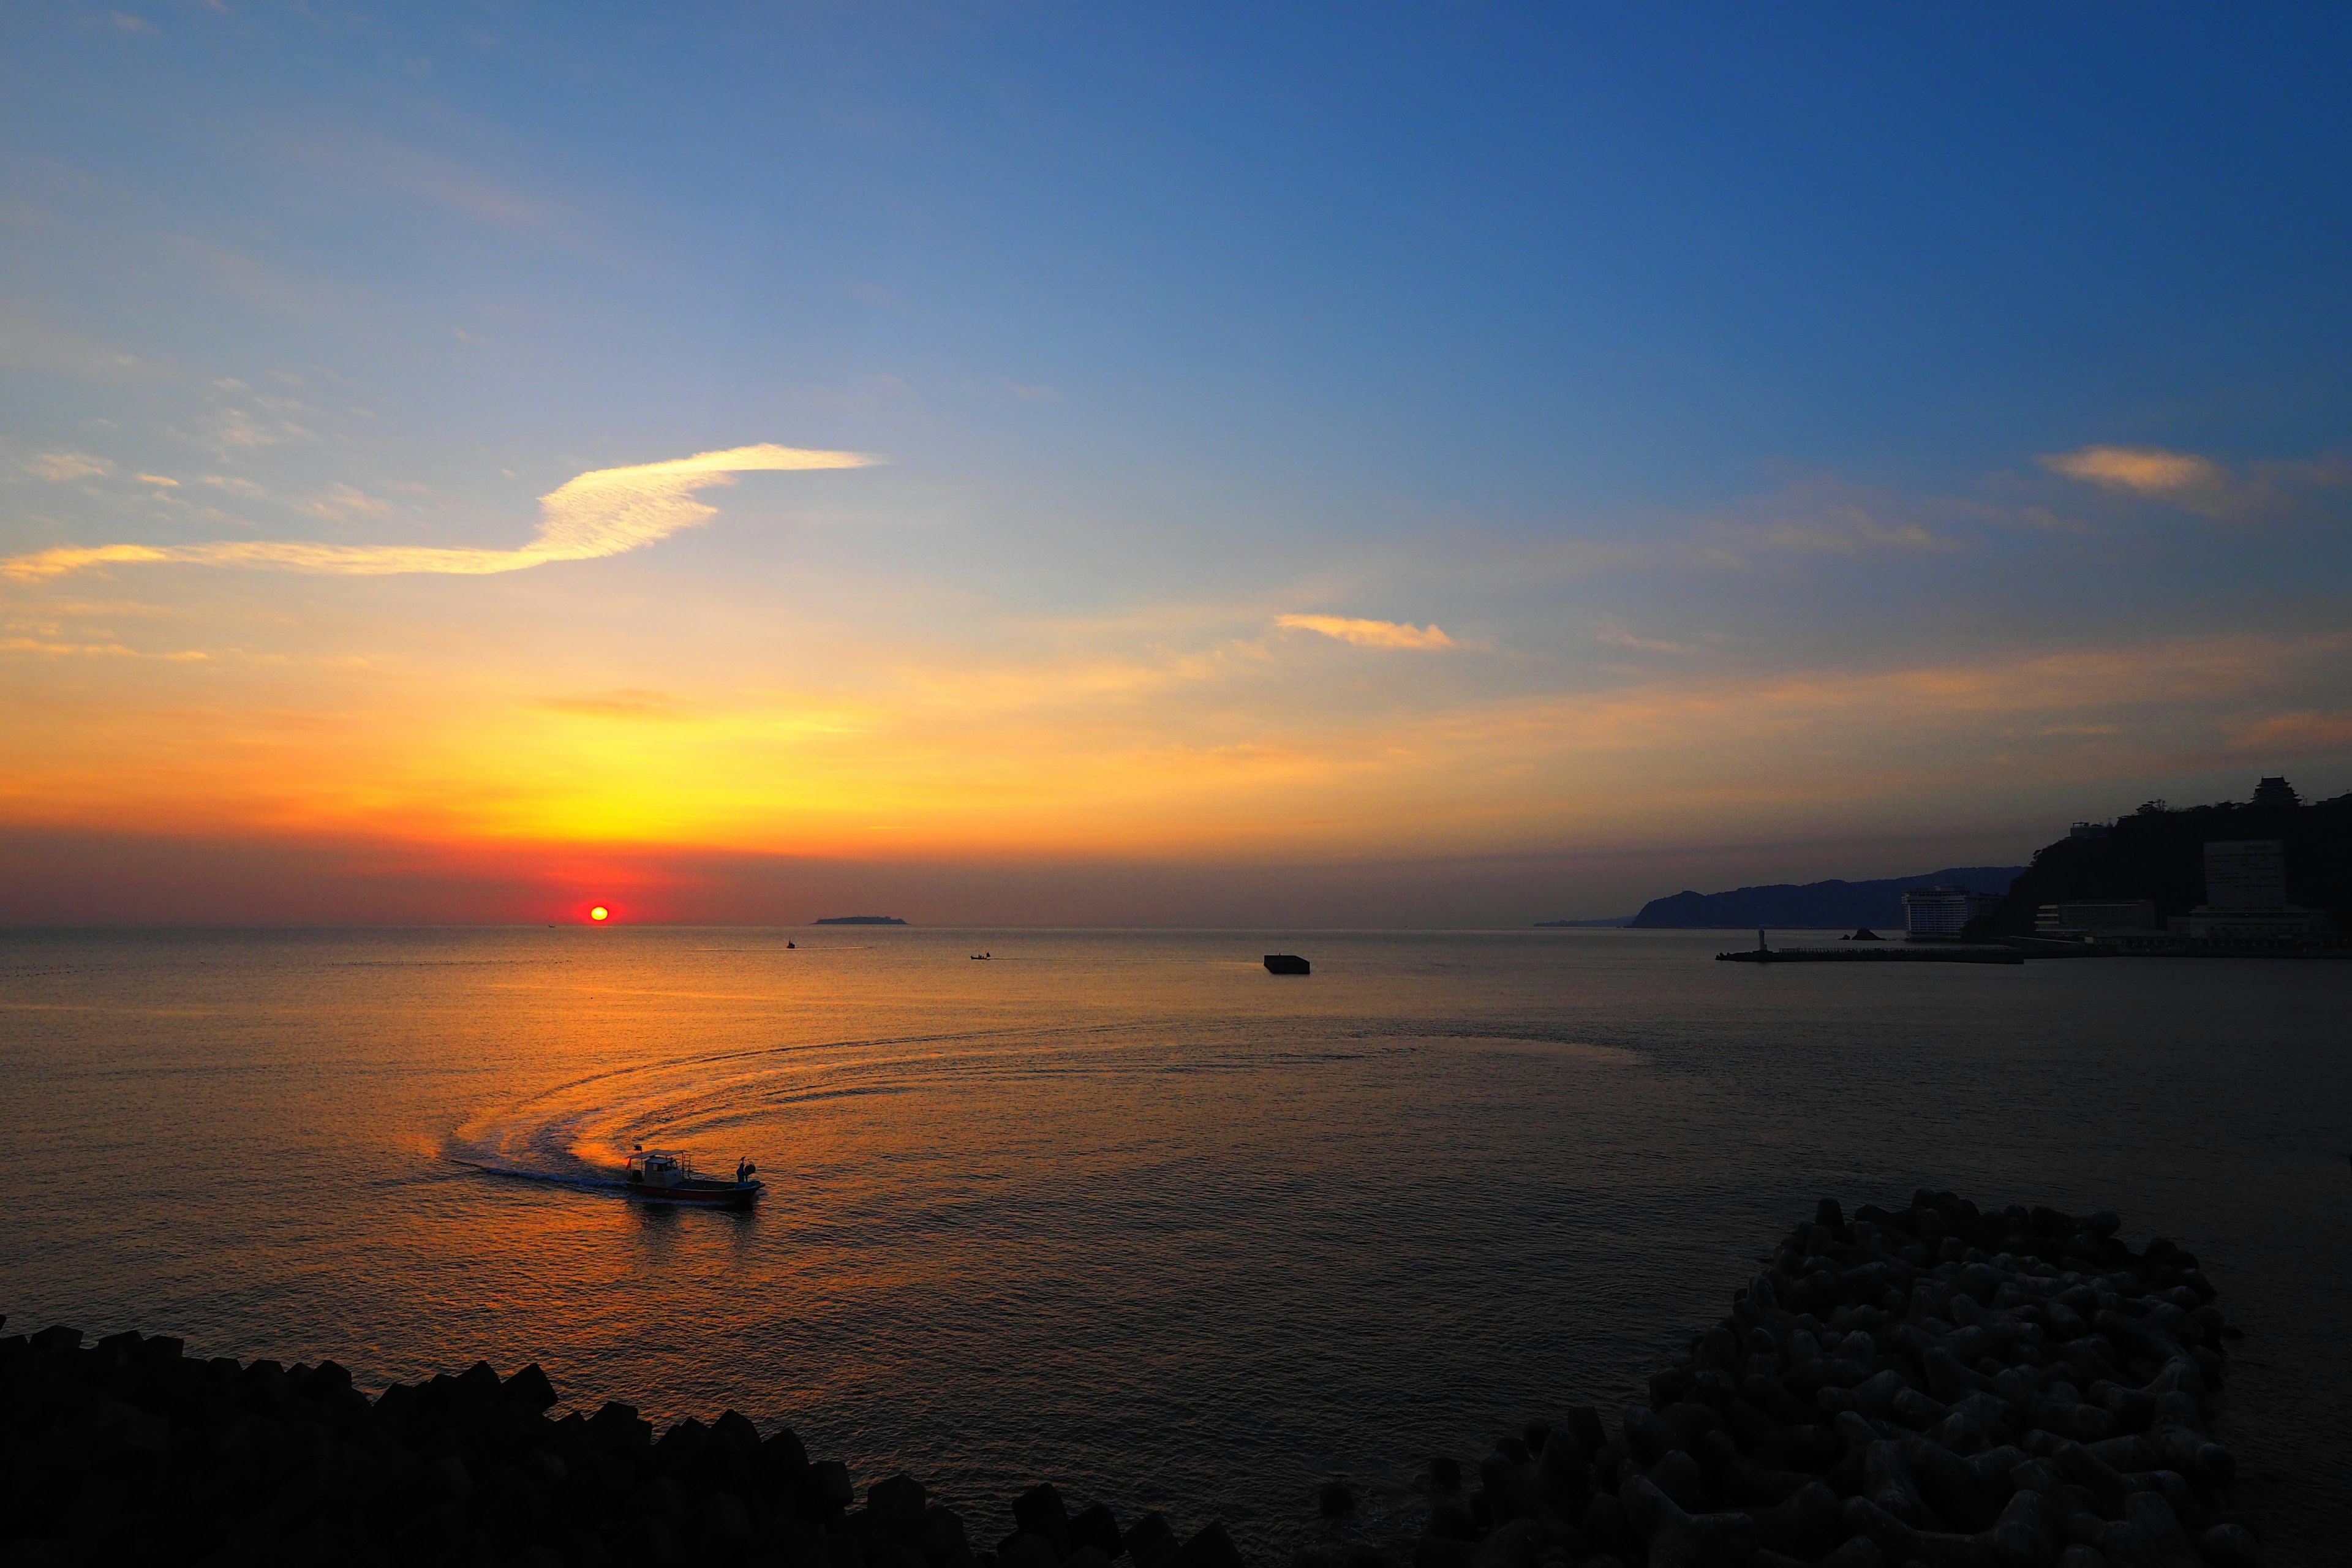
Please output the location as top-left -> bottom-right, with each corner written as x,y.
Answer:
0,442 -> 873,580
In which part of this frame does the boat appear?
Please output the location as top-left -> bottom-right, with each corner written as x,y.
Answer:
1264,953 -> 1311,975
622,1144 -> 764,1205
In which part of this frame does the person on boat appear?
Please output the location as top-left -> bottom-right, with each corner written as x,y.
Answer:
736,1157 -> 757,1184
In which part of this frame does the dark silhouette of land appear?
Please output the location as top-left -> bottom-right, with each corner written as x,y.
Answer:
813,915 -> 908,925
1967,790 -> 2352,938
1621,866 -> 2023,930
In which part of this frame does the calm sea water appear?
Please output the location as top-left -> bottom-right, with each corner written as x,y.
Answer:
1,927 -> 2345,1559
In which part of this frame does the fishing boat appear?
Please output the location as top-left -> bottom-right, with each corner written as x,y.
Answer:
622,1144 -> 764,1205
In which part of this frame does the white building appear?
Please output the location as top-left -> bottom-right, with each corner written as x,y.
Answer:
1902,886 -> 2003,940
2169,839 -> 2331,941
2201,840 -> 2287,909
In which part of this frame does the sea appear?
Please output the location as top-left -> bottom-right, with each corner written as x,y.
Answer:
1,927 -> 2345,1561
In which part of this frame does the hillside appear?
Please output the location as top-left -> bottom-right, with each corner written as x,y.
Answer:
1966,791 -> 2352,937
1627,866 -> 2023,930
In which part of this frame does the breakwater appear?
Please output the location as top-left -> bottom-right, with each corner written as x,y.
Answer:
0,1191 -> 2253,1567
1714,948 -> 2026,965
0,1319 -> 1243,1568
1396,1191 -> 2253,1568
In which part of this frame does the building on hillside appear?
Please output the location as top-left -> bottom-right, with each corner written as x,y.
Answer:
1902,886 -> 2003,940
2035,900 -> 2157,936
2067,820 -> 2113,840
2201,840 -> 2286,908
2169,839 -> 2331,943
2252,776 -> 2301,809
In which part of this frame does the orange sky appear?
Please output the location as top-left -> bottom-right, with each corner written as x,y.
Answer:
6,10 -> 2350,922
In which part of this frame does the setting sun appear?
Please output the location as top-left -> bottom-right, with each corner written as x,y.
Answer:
589,906 -> 609,922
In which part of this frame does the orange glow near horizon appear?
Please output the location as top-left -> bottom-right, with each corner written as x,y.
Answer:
5,540 -> 2350,927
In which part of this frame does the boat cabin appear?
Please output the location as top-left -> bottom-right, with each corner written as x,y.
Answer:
625,1147 -> 692,1187
624,1144 -> 760,1193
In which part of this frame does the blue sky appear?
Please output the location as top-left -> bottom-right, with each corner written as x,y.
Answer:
3,3 -> 2350,922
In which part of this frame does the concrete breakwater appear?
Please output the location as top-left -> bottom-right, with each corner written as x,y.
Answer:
1393,1191 -> 2253,1568
0,1189 -> 2253,1568
0,1322 -> 1245,1568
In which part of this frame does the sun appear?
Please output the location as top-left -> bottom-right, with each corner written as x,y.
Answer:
589,906 -> 609,922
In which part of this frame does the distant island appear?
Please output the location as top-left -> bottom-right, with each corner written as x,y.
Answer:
1614,865 -> 2024,930
813,914 -> 908,925
1532,916 -> 1635,927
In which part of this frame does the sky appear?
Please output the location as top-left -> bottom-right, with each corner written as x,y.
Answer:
3,2 -> 2350,925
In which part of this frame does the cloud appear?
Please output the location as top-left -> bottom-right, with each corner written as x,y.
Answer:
2042,445 -> 2222,497
2032,442 -> 2344,523
2226,709 -> 2352,754
0,306 -> 168,380
1593,626 -> 1700,655
0,443 -> 876,581
26,452 -> 111,481
303,484 -> 392,523
1278,614 -> 1458,650
168,238 -> 358,321
1692,481 -> 1963,566
1751,513 -> 1956,554
0,635 -> 206,660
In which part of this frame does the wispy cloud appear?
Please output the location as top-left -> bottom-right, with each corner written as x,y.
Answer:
0,635 -> 206,661
2226,709 -> 2352,753
25,452 -> 110,481
1751,513 -> 1956,554
303,484 -> 392,523
1278,614 -> 1458,650
360,137 -> 548,229
1592,625 -> 1700,655
1692,481 -> 1963,567
2040,442 -> 2352,522
2043,445 -> 2220,496
0,305 -> 168,380
1,443 -> 876,581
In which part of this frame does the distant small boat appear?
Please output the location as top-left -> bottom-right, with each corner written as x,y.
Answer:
970,951 -> 992,960
1264,954 -> 1311,975
622,1145 -> 763,1206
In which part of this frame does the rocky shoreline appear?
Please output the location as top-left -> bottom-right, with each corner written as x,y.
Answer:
1387,1191 -> 2253,1568
0,1191 -> 2253,1567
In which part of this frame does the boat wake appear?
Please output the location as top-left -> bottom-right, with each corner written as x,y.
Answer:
443,1022 -> 1494,1199
444,1023 -> 1123,1196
